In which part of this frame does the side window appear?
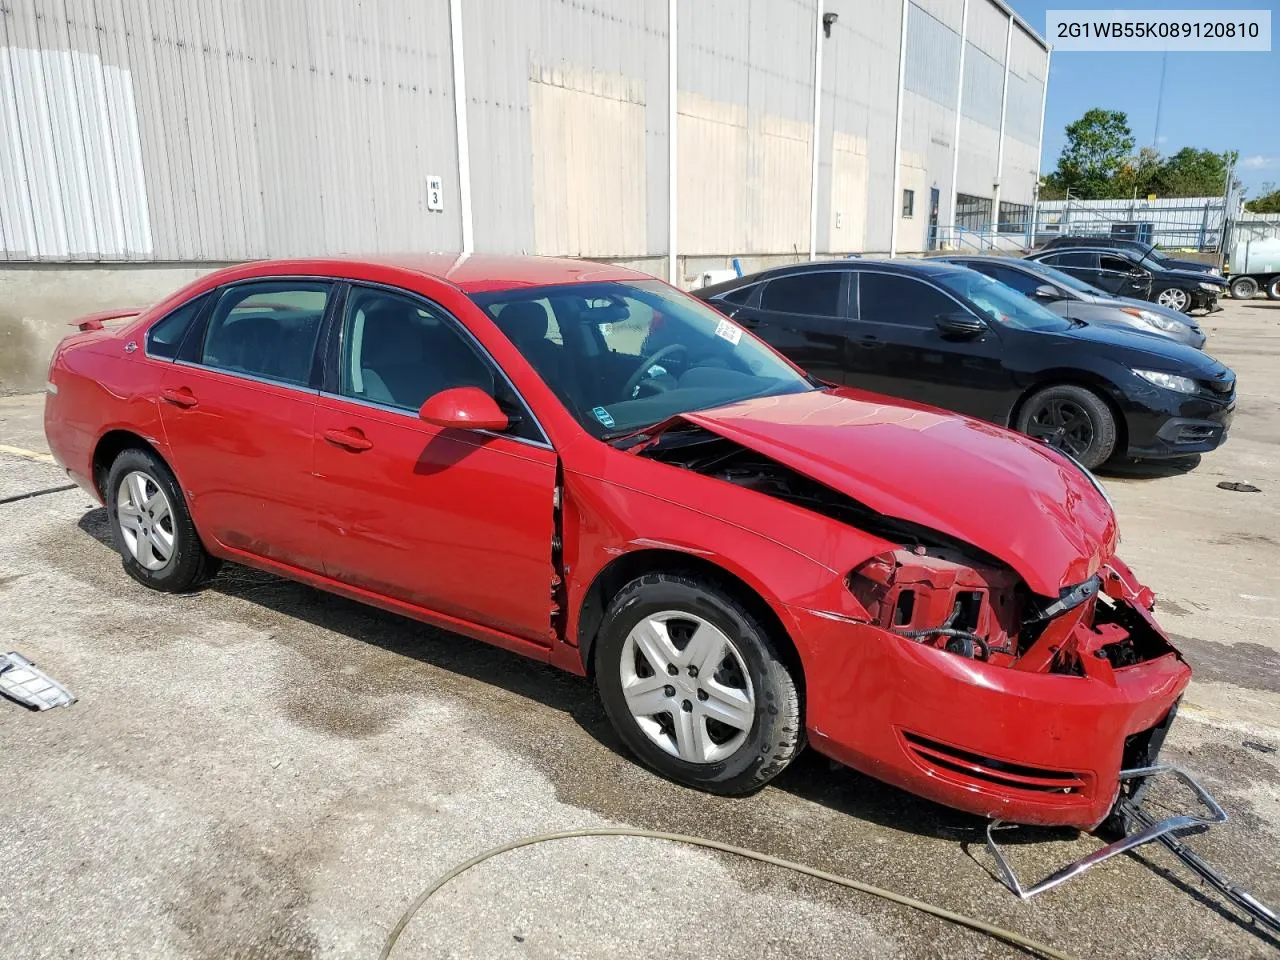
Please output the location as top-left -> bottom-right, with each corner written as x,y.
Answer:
857,273 -> 955,327
760,272 -> 842,317
201,282 -> 330,386
146,292 -> 212,359
1044,252 -> 1095,271
1100,254 -> 1138,273
720,284 -> 757,306
987,266 -> 1041,297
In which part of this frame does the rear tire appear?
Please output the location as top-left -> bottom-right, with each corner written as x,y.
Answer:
1016,384 -> 1118,469
1154,286 -> 1192,313
594,573 -> 803,795
106,448 -> 220,592
1229,276 -> 1258,300
1267,276 -> 1280,301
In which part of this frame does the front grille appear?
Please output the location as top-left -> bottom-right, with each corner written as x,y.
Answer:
902,732 -> 1088,796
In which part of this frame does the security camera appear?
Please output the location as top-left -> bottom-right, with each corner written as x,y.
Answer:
822,11 -> 838,37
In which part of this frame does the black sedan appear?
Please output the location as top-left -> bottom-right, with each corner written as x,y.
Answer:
1025,246 -> 1227,314
697,259 -> 1235,468
1038,235 -> 1220,276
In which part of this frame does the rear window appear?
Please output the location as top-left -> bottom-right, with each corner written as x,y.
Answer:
146,293 -> 212,359
760,272 -> 842,317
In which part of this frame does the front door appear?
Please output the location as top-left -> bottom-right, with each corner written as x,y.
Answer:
1097,253 -> 1153,299
846,271 -> 1013,424
311,283 -> 557,645
732,270 -> 852,384
157,279 -> 333,571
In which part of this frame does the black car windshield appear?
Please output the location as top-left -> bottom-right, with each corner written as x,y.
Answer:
470,280 -> 814,438
936,270 -> 1071,332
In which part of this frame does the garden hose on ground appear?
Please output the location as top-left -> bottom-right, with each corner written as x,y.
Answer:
379,826 -> 1078,960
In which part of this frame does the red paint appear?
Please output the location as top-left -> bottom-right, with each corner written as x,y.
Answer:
418,386 -> 509,431
44,254 -> 1191,829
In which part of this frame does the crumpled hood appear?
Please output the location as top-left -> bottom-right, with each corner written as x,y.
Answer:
678,389 -> 1118,596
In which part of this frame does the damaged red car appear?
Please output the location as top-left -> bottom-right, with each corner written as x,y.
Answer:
45,255 -> 1189,829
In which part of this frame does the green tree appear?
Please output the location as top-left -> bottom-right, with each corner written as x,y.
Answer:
1047,108 -> 1135,199
1150,148 -> 1237,197
1246,184 -> 1280,214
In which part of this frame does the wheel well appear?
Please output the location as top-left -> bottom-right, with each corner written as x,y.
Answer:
1009,378 -> 1128,457
91,430 -> 160,498
576,549 -> 805,694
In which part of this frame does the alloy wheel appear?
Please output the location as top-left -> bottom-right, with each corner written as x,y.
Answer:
1157,288 -> 1190,311
116,470 -> 176,571
1026,398 -> 1096,460
619,611 -> 756,764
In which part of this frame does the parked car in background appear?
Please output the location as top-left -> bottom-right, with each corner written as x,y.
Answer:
939,255 -> 1206,348
1038,235 -> 1220,275
1025,246 -> 1228,314
698,259 -> 1235,468
43,254 -> 1193,831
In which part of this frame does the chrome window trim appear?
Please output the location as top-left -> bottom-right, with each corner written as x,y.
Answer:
316,390 -> 553,451
333,279 -> 553,449
171,358 -> 321,396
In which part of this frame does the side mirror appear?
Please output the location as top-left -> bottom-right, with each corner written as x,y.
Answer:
1033,284 -> 1062,301
418,386 -> 509,432
935,312 -> 986,337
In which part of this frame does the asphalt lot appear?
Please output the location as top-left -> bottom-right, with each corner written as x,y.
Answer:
2,297 -> 1279,959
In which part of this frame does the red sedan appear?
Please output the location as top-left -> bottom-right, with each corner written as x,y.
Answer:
44,254 -> 1189,829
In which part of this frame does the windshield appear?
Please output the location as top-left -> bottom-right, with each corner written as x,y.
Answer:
936,270 -> 1071,332
470,280 -> 814,438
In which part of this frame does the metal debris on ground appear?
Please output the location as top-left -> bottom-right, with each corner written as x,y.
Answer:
1216,481 -> 1261,493
0,652 -> 77,710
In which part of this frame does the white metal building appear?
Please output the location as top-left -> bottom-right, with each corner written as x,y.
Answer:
0,0 -> 1049,274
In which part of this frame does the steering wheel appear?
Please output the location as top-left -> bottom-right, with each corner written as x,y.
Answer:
620,344 -> 688,399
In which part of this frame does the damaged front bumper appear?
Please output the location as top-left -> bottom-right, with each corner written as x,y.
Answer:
789,558 -> 1190,830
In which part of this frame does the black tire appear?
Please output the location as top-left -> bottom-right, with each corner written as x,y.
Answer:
593,572 -> 803,795
105,447 -> 220,592
1229,276 -> 1258,300
1016,384 -> 1119,469
1154,285 -> 1193,314
1267,276 -> 1280,301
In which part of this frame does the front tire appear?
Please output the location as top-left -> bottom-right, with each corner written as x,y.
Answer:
1016,384 -> 1118,469
1229,276 -> 1258,300
594,573 -> 803,795
106,448 -> 219,592
1155,285 -> 1192,313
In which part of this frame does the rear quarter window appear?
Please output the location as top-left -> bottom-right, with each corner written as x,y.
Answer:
145,293 -> 212,359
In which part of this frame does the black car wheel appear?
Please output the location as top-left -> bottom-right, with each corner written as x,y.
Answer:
1267,276 -> 1280,301
106,448 -> 221,592
1155,286 -> 1192,313
594,572 -> 803,795
1017,385 -> 1118,469
1229,276 -> 1258,300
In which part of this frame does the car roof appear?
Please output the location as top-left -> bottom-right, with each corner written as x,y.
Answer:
205,253 -> 655,295
717,257 -> 969,287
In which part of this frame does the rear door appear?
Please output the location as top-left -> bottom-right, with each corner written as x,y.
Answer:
1098,253 -> 1153,299
731,270 -> 851,384
1037,251 -> 1101,288
158,279 -> 332,571
311,282 -> 557,646
848,271 -> 1014,423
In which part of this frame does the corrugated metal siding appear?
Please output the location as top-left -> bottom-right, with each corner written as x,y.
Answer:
911,0 -> 963,33
961,43 -> 1003,130
966,0 -> 1009,61
462,0 -> 668,257
1,0 -> 460,261
1004,24 -> 1046,145
904,3 -> 961,109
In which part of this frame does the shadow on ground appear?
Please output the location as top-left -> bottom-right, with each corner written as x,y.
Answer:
1097,454 -> 1201,480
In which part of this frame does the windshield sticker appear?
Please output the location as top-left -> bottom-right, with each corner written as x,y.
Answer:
714,318 -> 743,346
592,406 -> 616,428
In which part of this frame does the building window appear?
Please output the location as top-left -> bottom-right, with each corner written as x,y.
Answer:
902,189 -> 915,218
998,201 -> 1031,234
955,193 -> 993,230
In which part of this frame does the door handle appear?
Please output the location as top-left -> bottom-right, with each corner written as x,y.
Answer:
160,387 -> 198,408
323,427 -> 373,452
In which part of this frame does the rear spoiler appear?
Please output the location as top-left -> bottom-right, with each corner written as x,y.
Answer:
70,307 -> 145,332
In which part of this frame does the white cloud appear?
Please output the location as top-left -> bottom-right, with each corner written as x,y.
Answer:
1241,155 -> 1275,170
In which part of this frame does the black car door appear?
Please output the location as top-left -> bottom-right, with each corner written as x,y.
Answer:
1098,253 -> 1153,299
1038,251 -> 1102,288
732,270 -> 852,384
846,271 -> 1014,423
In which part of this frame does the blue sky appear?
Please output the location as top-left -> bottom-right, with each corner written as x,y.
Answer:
1008,0 -> 1280,197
